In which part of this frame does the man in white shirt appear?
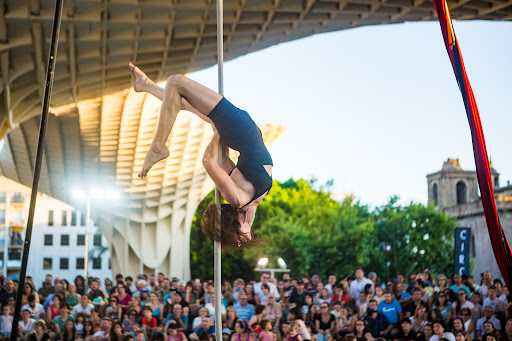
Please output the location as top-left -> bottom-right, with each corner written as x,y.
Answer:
71,295 -> 95,317
349,268 -> 373,301
204,294 -> 226,322
254,272 -> 280,301
21,295 -> 45,320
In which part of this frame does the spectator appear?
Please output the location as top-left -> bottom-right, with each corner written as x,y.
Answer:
71,294 -> 94,318
460,308 -> 476,339
18,309 -> 36,337
417,323 -> 433,341
476,306 -> 501,338
483,333 -> 498,341
290,281 -> 307,308
410,306 -> 428,334
482,321 -> 497,336
363,300 -> 389,338
21,294 -> 45,320
259,319 -> 273,341
263,294 -> 282,327
192,307 -> 210,331
378,291 -> 402,336
66,283 -> 81,308
190,316 -> 215,341
0,305 -> 12,340
393,318 -> 416,341
82,320 -> 94,340
435,275 -> 449,293
0,280 -> 17,307
22,282 -> 40,306
53,304 -> 76,335
315,303 -> 335,341
325,276 -> 337,296
484,286 -> 505,313
246,284 -> 260,306
164,321 -> 187,341
404,289 -> 427,318
452,318 -> 465,335
430,320 -> 455,341
450,275 -> 471,298
453,289 -> 475,318
255,273 -> 280,302
231,319 -> 254,341
288,322 -> 303,341
204,293 -> 226,322
74,276 -> 86,296
480,273 -> 494,298
350,269 -> 373,302
116,284 -> 132,316
249,305 -> 266,332
353,319 -> 373,341
453,329 -> 466,341
287,308 -> 311,341
499,319 -> 512,341
226,306 -> 239,331
146,292 -> 164,323
47,294 -> 61,320
61,320 -> 78,341
28,320 -> 50,341
167,304 -> 188,332
122,309 -> 139,333
432,292 -> 452,321
43,283 -> 64,309
106,297 -> 122,321
94,318 -> 113,338
235,294 -> 255,322
38,275 -> 54,303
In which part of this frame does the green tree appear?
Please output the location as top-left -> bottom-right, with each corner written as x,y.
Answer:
189,180 -> 457,283
371,196 -> 456,279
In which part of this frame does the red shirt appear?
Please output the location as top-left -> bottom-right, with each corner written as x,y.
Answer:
142,316 -> 157,327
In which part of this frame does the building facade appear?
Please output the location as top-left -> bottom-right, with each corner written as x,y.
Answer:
427,159 -> 512,279
0,176 -> 112,286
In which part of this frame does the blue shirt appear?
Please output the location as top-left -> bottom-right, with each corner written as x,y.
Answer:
378,299 -> 402,324
234,303 -> 255,322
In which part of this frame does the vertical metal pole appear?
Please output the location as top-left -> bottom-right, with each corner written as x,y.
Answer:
84,194 -> 91,279
3,194 -> 10,277
10,1 -> 64,340
214,0 -> 224,340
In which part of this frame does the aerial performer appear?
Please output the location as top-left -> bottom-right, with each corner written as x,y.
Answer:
129,63 -> 272,248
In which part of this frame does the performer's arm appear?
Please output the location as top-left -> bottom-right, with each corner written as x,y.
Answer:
203,131 -> 249,208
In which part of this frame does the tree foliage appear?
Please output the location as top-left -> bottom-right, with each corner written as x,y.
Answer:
189,179 -> 456,282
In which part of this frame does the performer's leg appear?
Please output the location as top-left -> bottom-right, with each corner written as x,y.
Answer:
136,68 -> 222,178
130,63 -> 212,124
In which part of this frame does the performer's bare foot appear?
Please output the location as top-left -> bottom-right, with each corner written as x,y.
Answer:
138,144 -> 170,178
129,62 -> 153,93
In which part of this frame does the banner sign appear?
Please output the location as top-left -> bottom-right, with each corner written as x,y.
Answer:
454,227 -> 471,275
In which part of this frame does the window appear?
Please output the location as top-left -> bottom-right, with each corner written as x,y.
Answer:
92,257 -> 101,269
80,212 -> 86,226
0,193 -> 5,203
44,234 -> 53,246
93,234 -> 102,247
76,257 -> 85,270
61,211 -> 67,226
61,234 -> 69,246
77,234 -> 85,246
48,210 -> 54,226
71,211 -> 77,226
456,181 -> 467,204
8,250 -> 21,260
43,258 -> 53,270
11,193 -> 22,203
0,210 -> 5,224
433,183 -> 438,204
60,258 -> 69,270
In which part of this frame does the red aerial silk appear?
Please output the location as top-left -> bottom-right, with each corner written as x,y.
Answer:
433,0 -> 511,287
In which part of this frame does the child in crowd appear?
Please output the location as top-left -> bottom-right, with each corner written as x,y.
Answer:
259,320 -> 273,341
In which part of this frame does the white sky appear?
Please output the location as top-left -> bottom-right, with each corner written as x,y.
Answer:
188,21 -> 512,207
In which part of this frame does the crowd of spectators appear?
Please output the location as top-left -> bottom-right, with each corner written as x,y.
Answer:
0,269 -> 510,341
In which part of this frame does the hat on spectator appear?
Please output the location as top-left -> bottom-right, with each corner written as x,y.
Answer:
368,272 -> 377,278
437,274 -> 447,280
36,320 -> 46,328
222,329 -> 232,335
141,288 -> 149,293
297,280 -> 304,285
268,293 -> 275,298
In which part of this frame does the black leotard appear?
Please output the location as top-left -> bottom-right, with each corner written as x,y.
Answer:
208,97 -> 273,206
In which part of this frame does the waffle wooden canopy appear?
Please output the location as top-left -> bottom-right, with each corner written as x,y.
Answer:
0,0 -> 510,137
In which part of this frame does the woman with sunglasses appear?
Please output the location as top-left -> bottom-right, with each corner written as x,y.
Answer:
432,292 -> 452,321
460,307 -> 476,340
122,309 -> 140,333
80,321 -> 94,340
353,319 -> 372,341
453,289 -> 475,318
315,303 -> 335,341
